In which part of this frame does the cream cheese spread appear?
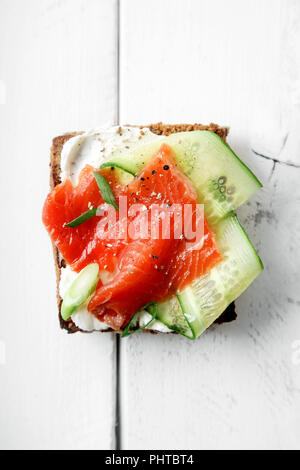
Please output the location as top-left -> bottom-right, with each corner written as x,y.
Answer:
59,125 -> 172,333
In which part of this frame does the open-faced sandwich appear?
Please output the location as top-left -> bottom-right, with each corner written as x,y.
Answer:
42,123 -> 263,339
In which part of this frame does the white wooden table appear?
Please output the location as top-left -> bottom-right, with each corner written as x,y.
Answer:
0,0 -> 299,450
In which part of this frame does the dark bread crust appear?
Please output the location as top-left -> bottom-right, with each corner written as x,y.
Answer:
49,123 -> 236,334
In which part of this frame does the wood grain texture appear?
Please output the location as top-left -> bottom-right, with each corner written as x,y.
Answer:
120,0 -> 300,449
0,0 -> 118,450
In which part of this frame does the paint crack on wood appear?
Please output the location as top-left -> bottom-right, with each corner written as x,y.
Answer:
269,160 -> 277,181
251,149 -> 300,169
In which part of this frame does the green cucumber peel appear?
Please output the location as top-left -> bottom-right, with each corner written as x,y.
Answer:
121,302 -> 158,338
93,172 -> 119,212
61,263 -> 100,321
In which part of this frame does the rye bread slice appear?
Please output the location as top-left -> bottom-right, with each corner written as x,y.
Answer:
49,123 -> 237,334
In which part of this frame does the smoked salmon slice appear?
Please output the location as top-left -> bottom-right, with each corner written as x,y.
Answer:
88,144 -> 222,329
43,144 -> 222,330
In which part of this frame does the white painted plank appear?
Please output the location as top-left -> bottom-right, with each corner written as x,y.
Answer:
0,0 -> 118,450
120,0 -> 300,449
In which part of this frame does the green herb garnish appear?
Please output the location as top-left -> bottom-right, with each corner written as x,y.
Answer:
93,172 -> 119,211
61,263 -> 100,320
64,208 -> 100,228
121,302 -> 158,337
99,162 -> 136,176
64,172 -> 118,228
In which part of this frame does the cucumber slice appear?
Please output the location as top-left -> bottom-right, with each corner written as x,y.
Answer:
173,213 -> 263,338
157,296 -> 194,339
103,131 -> 262,225
61,263 -> 100,320
100,132 -> 263,338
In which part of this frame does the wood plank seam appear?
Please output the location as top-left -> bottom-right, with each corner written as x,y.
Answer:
114,0 -> 122,452
115,336 -> 122,450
